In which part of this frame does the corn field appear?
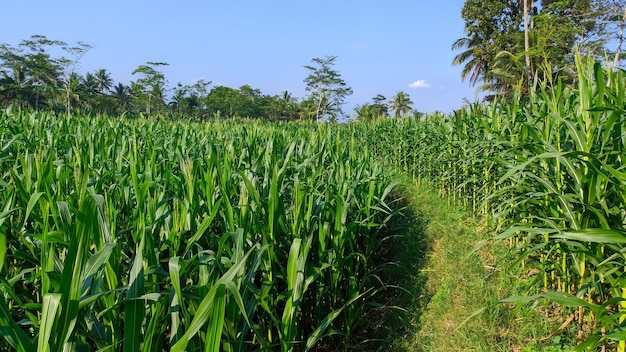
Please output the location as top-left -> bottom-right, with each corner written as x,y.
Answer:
356,55 -> 626,350
0,111 -> 402,351
2,54 -> 626,351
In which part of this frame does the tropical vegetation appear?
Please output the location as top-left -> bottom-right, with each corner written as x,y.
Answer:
0,109 -> 412,351
2,1 -> 626,351
453,0 -> 626,100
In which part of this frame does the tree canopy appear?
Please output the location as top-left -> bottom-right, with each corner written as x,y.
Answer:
0,36 -> 409,122
303,55 -> 353,123
454,0 -> 626,99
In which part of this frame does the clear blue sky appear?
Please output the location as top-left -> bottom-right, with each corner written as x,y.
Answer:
1,0 -> 478,115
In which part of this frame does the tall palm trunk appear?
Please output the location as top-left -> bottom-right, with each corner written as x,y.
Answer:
613,5 -> 626,69
524,0 -> 532,92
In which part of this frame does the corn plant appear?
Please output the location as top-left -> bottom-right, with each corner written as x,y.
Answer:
344,53 -> 626,349
0,108 -> 402,351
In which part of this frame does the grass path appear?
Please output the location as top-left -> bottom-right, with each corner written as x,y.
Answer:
387,179 -> 568,351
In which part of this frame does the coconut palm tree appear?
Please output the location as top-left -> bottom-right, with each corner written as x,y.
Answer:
94,68 -> 113,94
0,65 -> 33,109
389,91 -> 413,118
111,83 -> 132,112
452,35 -> 493,87
79,72 -> 99,111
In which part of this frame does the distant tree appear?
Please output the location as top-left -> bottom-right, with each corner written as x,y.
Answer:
238,84 -> 263,118
94,68 -> 113,94
61,71 -> 82,114
22,36 -> 68,110
203,84 -> 274,119
190,79 -> 211,114
132,62 -> 169,117
265,91 -> 295,121
602,0 -> 626,67
0,35 -> 92,112
79,72 -> 99,110
171,83 -> 190,114
455,0 -> 607,98
390,91 -> 413,118
452,35 -> 493,87
297,98 -> 318,121
111,83 -> 132,112
371,94 -> 389,117
534,1 -> 603,65
205,86 -> 244,118
353,103 -> 377,121
303,55 -> 353,122
522,0 -> 535,88
0,65 -> 31,109
0,35 -> 66,110
60,41 -> 92,115
171,79 -> 212,119
354,94 -> 390,121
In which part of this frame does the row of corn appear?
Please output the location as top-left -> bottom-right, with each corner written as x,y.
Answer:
0,111 -> 400,351
355,55 -> 626,350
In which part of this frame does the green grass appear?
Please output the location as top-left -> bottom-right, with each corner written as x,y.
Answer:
365,179 -> 578,352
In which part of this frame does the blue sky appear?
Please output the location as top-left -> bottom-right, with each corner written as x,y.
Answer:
1,1 -> 478,115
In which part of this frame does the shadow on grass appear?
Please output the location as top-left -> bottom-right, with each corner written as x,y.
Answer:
348,181 -> 433,351
358,180 -> 580,352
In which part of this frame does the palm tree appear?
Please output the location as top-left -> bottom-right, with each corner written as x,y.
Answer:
354,103 -> 378,121
111,83 -> 132,112
452,35 -> 493,87
79,72 -> 99,111
62,72 -> 82,115
94,68 -> 113,94
479,49 -> 527,100
389,91 -> 413,118
0,65 -> 33,109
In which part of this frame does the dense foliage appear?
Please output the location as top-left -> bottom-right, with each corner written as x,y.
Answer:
0,111 -> 405,351
2,53 -> 626,350
454,0 -> 626,99
355,56 -> 626,350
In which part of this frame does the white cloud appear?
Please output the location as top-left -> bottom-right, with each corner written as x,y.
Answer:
409,80 -> 431,89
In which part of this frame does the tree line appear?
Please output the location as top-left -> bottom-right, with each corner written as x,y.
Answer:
0,36 -> 416,122
454,0 -> 626,100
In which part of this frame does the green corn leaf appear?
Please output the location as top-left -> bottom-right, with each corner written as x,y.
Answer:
540,291 -> 597,310
55,194 -> 101,349
81,243 -> 116,287
171,244 -> 254,352
205,284 -> 226,352
0,293 -> 35,351
38,293 -> 62,352
305,289 -> 371,351
281,238 -> 302,344
0,231 -> 5,273
168,256 -> 184,345
605,329 -> 626,341
124,232 -> 146,352
0,197 -> 11,272
574,334 -> 602,352
23,191 -> 44,228
551,228 -> 626,244
184,200 -> 221,254
142,298 -> 167,352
